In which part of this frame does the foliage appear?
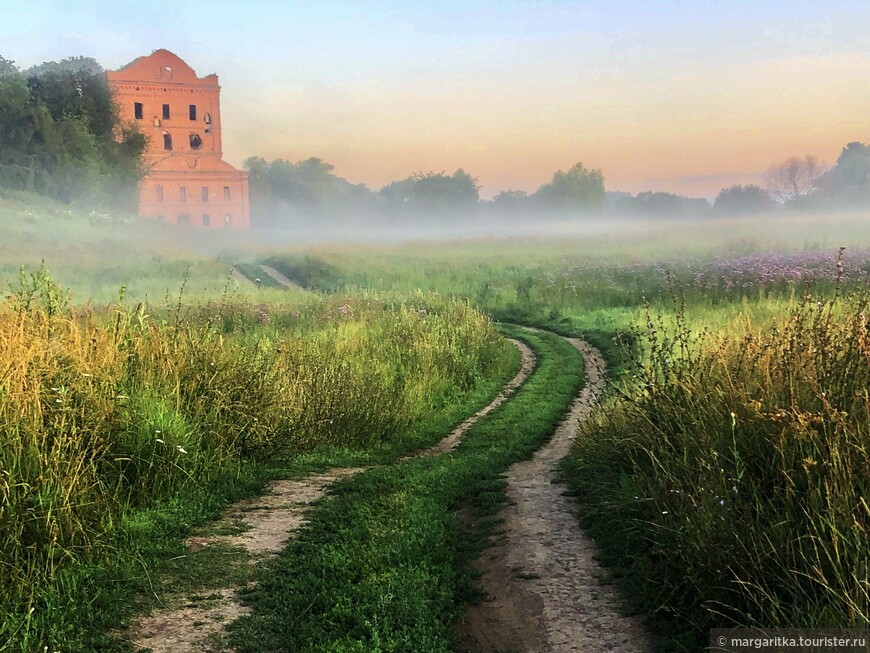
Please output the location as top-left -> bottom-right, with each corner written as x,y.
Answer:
0,270 -> 510,650
533,161 -> 605,213
563,282 -> 870,649
244,155 -> 378,227
380,168 -> 480,217
713,184 -> 774,215
0,55 -> 144,209
614,191 -> 711,218
815,142 -> 870,208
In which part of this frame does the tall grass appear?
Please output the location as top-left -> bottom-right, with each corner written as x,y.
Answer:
563,275 -> 870,649
0,267 -> 510,650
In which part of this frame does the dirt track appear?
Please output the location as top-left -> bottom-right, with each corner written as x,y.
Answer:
457,336 -> 651,653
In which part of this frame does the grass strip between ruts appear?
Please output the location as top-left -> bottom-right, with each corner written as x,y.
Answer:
228,327 -> 584,652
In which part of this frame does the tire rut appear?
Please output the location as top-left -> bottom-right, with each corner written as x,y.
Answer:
115,338 -> 535,652
457,335 -> 651,653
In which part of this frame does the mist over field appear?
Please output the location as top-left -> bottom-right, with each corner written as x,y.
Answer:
2,2 -> 870,652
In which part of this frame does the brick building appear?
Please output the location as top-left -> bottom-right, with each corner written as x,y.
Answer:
107,50 -> 250,228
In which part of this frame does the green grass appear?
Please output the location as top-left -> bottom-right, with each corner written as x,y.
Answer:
0,266 -> 517,652
227,327 -> 584,652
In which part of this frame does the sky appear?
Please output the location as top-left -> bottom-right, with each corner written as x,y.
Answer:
2,0 -> 869,199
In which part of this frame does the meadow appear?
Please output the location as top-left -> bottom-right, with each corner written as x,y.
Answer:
261,213 -> 870,650
2,187 -> 870,651
0,194 -> 518,650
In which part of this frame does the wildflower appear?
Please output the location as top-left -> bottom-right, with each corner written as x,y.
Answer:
177,446 -> 188,454
156,438 -> 164,444
661,511 -> 669,515
719,499 -> 725,506
155,429 -> 161,434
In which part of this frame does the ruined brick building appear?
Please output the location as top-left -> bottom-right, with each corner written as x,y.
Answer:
107,50 -> 250,228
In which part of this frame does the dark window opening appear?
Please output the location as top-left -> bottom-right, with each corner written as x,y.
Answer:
189,133 -> 203,150
201,187 -> 209,202
179,186 -> 187,202
134,102 -> 143,120
177,213 -> 191,226
162,104 -> 170,120
224,214 -> 232,227
223,186 -> 231,200
156,185 -> 164,202
204,113 -> 212,124
189,104 -> 197,120
202,214 -> 211,226
162,132 -> 172,151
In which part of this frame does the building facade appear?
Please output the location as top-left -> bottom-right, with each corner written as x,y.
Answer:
107,50 -> 250,229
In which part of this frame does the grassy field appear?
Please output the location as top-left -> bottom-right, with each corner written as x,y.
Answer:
3,190 -> 869,651
0,245 -> 515,649
260,214 -> 870,651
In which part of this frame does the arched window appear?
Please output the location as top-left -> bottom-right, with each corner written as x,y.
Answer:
163,132 -> 172,151
189,133 -> 203,150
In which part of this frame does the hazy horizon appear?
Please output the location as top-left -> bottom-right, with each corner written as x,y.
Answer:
3,0 -> 869,200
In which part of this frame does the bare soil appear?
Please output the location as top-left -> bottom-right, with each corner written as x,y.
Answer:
457,337 -> 651,653
117,339 -> 535,652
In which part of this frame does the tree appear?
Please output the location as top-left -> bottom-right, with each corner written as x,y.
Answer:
533,162 -> 605,213
765,154 -> 824,203
490,189 -> 529,215
0,54 -> 145,208
243,156 -> 378,227
0,56 -> 18,78
814,142 -> 870,208
379,169 -> 480,216
713,184 -> 774,215
614,191 -> 711,218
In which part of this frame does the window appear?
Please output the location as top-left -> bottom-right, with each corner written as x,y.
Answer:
223,186 -> 231,200
164,66 -> 173,80
179,186 -> 187,202
204,113 -> 212,124
202,214 -> 211,226
134,102 -> 143,120
189,104 -> 197,121
162,132 -> 172,151
201,187 -> 209,202
162,104 -> 170,120
224,214 -> 232,227
155,185 -> 164,202
177,214 -> 191,226
189,133 -> 203,150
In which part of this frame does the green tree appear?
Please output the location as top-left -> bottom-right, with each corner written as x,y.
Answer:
533,162 -> 605,213
0,55 -> 145,208
614,191 -> 711,218
0,56 -> 18,78
713,184 -> 774,215
490,189 -> 529,215
814,142 -> 870,208
379,169 -> 480,217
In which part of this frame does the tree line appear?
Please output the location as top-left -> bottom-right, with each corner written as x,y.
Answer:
244,158 -> 607,227
2,52 -> 870,222
0,55 -> 145,209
